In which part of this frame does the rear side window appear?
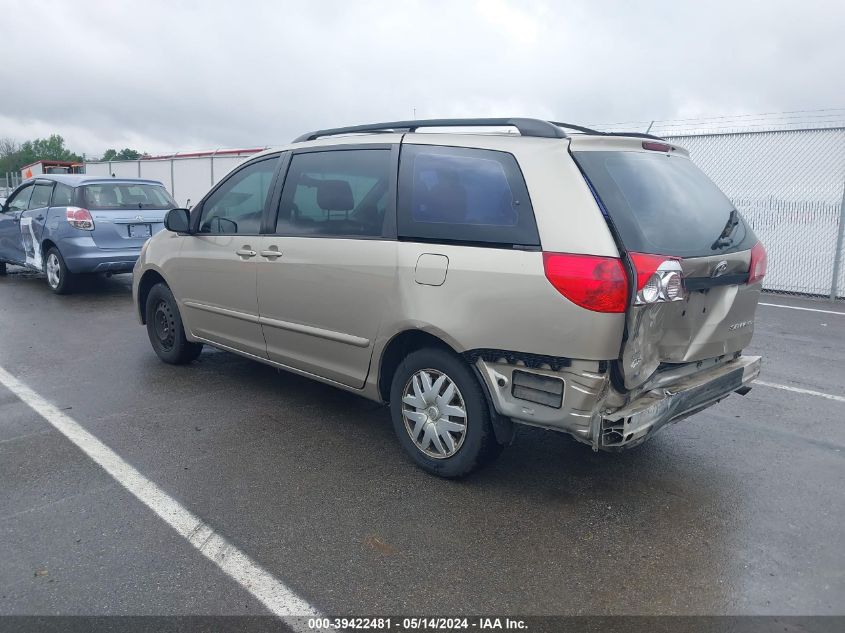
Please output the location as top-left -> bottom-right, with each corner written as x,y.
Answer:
82,183 -> 177,210
28,183 -> 54,209
398,145 -> 539,247
574,151 -> 757,257
275,149 -> 391,237
51,183 -> 73,207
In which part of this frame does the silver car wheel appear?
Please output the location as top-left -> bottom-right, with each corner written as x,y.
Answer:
46,253 -> 61,289
402,368 -> 467,459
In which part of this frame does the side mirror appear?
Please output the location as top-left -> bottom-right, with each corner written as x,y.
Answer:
164,208 -> 192,233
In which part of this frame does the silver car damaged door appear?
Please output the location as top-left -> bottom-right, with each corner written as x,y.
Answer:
0,183 -> 33,265
20,181 -> 54,270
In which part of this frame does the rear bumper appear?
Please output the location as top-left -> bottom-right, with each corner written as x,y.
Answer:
476,353 -> 761,450
598,355 -> 761,449
58,236 -> 141,274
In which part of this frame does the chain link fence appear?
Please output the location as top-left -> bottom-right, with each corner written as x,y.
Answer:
1,173 -> 24,199
661,127 -> 845,300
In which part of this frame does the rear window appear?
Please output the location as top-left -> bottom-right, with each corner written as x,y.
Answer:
398,144 -> 539,247
573,151 -> 757,258
81,183 -> 176,210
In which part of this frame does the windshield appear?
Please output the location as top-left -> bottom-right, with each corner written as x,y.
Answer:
81,183 -> 176,210
573,151 -> 756,258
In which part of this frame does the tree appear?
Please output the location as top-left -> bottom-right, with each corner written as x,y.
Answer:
101,148 -> 143,161
1,134 -> 82,177
20,134 -> 82,163
0,137 -> 21,176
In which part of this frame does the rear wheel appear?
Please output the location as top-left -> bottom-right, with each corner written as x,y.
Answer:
45,247 -> 74,294
145,283 -> 203,364
389,348 -> 503,478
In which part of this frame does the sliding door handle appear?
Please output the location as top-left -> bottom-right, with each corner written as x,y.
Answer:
260,249 -> 283,259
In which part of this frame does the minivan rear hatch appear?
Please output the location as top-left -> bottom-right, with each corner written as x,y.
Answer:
77,182 -> 174,249
571,138 -> 764,390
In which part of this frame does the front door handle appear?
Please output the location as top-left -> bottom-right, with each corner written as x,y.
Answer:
259,248 -> 283,259
36,215 -> 44,221
235,248 -> 257,258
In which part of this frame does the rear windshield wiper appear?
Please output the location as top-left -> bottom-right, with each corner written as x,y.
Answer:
711,208 -> 739,250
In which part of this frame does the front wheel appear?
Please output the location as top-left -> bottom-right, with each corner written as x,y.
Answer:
45,247 -> 75,294
145,283 -> 203,364
389,348 -> 503,478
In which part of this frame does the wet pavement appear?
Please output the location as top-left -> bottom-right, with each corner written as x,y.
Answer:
1,266 -> 843,616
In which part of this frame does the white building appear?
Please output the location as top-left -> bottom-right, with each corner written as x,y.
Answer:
84,148 -> 265,207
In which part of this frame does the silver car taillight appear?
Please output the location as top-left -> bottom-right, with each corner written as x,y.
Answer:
631,253 -> 685,305
66,207 -> 95,231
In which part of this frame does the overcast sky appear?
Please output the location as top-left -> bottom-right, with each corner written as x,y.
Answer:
2,0 -> 843,156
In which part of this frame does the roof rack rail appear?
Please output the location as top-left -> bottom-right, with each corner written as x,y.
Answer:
292,118 -> 668,143
548,121 -> 604,135
292,118 -> 568,142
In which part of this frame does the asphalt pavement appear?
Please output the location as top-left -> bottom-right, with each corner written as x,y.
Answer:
1,266 -> 843,618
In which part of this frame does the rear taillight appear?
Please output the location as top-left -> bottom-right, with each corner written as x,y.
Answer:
630,252 -> 685,305
748,241 -> 767,285
66,207 -> 94,230
543,252 -> 628,313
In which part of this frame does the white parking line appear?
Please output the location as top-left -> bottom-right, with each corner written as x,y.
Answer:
756,380 -> 845,404
759,302 -> 845,316
0,365 -> 322,627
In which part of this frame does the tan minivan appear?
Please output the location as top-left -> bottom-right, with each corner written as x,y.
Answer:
133,118 -> 765,477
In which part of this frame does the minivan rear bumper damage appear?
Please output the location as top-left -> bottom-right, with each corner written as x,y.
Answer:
597,354 -> 760,449
475,354 -> 760,451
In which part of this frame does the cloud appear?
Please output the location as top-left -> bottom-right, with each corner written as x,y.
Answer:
1,0 -> 843,156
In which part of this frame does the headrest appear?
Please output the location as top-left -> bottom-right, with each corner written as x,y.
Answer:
98,188 -> 119,204
316,179 -> 354,211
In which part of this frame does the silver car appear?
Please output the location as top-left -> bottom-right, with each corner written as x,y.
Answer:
133,118 -> 766,478
0,175 -> 175,293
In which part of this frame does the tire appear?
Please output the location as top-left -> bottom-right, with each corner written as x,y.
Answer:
145,282 -> 203,364
389,347 -> 503,478
44,247 -> 75,294
0,262 -> 6,276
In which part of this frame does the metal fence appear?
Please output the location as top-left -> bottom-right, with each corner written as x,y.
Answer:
660,127 -> 845,300
2,173 -> 24,198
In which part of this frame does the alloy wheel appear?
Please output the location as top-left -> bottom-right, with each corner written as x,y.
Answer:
46,253 -> 61,289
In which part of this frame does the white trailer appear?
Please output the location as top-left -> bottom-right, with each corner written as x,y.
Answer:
21,160 -> 84,180
83,148 -> 265,207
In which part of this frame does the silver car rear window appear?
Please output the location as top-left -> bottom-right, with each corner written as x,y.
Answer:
81,183 -> 176,210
